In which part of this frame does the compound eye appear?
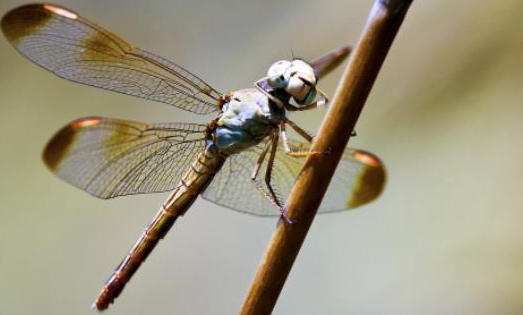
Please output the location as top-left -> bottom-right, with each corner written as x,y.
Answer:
285,75 -> 310,103
267,60 -> 291,88
289,60 -> 316,86
300,88 -> 317,105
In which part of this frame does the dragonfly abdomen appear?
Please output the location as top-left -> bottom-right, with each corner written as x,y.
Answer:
94,146 -> 225,310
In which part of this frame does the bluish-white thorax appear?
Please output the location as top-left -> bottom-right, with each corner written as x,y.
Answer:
215,88 -> 285,155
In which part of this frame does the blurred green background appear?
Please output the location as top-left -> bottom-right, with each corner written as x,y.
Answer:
1,0 -> 523,314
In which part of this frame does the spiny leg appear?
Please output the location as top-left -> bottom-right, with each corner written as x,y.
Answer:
280,120 -> 330,158
314,86 -> 329,106
280,122 -> 309,158
265,132 -> 293,224
286,117 -> 357,142
249,132 -> 292,223
254,77 -> 284,108
285,118 -> 313,143
250,136 -> 272,180
249,135 -> 282,209
285,86 -> 330,112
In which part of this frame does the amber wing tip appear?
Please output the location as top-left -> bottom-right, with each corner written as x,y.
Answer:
1,4 -> 45,44
346,150 -> 387,209
42,117 -> 102,171
2,3 -> 80,45
41,125 -> 73,171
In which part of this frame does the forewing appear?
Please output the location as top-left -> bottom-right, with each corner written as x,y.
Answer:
43,117 -> 207,199
1,4 -> 222,114
203,139 -> 386,216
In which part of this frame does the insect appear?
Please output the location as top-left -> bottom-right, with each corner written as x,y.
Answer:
1,3 -> 386,311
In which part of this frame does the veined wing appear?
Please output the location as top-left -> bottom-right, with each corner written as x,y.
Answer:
43,117 -> 208,199
1,4 -> 221,114
203,139 -> 386,216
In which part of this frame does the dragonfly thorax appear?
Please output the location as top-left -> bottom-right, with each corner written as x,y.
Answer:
214,88 -> 284,155
266,59 -> 317,107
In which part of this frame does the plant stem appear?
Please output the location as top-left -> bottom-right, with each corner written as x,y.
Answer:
238,1 -> 414,314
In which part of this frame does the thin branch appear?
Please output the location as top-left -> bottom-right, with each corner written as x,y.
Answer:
238,1 -> 414,315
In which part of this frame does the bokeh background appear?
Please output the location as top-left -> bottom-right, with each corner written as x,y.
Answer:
1,0 -> 522,314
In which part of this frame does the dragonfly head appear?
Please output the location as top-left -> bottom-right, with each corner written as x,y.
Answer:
266,59 -> 317,109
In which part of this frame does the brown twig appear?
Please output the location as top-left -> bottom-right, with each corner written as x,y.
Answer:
238,1 -> 414,314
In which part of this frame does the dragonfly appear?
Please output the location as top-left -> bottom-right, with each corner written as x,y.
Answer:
1,3 -> 386,311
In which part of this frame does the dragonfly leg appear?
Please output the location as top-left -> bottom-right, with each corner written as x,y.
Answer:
314,86 -> 329,107
280,121 -> 330,158
287,117 -> 355,138
284,118 -> 313,143
285,86 -> 329,111
254,77 -> 285,108
265,133 -> 293,224
250,137 -> 271,179
250,132 -> 292,224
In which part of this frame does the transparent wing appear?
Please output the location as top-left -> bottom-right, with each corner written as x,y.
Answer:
1,4 -> 222,114
43,117 -> 208,199
203,139 -> 386,216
